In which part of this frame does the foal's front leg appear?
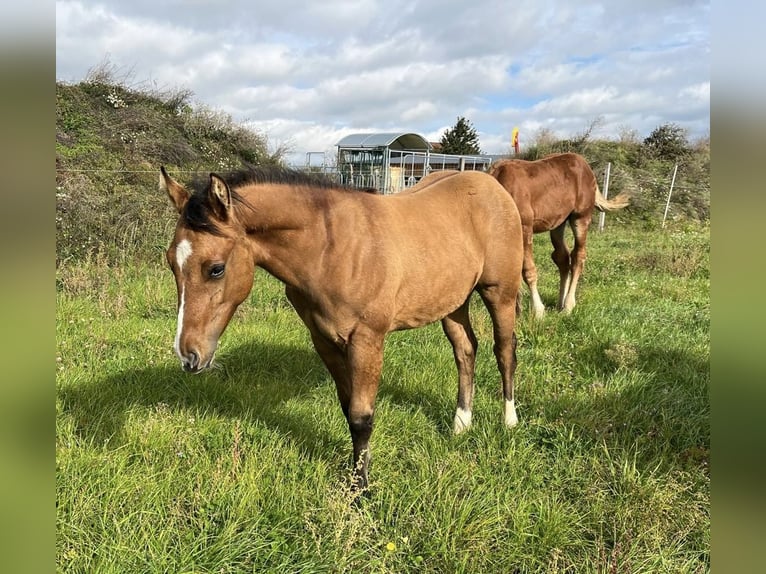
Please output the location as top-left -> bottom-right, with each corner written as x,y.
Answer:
285,288 -> 383,489
345,327 -> 385,490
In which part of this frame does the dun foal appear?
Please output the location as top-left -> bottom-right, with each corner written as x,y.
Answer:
160,167 -> 523,489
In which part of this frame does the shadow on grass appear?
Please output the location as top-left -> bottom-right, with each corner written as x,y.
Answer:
59,324 -> 709,476
530,341 -> 710,471
58,339 -> 349,463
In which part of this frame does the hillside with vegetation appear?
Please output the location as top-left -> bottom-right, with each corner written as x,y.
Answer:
56,69 -> 285,265
56,72 -> 709,267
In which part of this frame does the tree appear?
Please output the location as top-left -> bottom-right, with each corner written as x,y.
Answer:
643,123 -> 690,161
439,116 -> 482,155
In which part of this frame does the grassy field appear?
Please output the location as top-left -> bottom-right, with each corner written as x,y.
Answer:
56,223 -> 709,573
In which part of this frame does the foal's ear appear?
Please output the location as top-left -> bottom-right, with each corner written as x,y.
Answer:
208,173 -> 232,218
159,166 -> 190,213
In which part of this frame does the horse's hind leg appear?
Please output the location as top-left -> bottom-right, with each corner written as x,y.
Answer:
478,285 -> 520,428
561,215 -> 590,313
441,301 -> 478,434
521,225 -> 546,319
550,221 -> 571,311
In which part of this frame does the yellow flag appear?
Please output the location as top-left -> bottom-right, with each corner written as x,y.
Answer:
511,127 -> 519,154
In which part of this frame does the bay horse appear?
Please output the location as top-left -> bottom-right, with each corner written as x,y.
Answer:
488,153 -> 629,318
159,166 -> 523,489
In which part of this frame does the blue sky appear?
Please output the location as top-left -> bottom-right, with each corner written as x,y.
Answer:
55,0 -> 709,164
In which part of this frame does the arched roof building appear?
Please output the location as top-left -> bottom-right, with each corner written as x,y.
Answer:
335,132 -> 493,194
336,132 -> 432,151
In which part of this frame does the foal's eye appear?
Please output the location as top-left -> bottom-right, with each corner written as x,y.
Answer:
209,264 -> 225,279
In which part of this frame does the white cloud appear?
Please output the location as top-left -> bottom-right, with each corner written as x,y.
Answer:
401,101 -> 439,123
56,0 -> 710,159
679,82 -> 710,104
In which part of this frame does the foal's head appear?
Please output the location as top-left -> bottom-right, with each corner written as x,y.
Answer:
159,168 -> 255,372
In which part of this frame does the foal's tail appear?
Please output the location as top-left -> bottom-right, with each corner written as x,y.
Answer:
594,183 -> 630,212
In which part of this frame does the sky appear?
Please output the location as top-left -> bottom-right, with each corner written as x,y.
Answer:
55,0 -> 710,165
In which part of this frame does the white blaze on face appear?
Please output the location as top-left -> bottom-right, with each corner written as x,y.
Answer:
174,239 -> 193,358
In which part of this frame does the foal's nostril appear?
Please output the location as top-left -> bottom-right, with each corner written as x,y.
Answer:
182,351 -> 200,372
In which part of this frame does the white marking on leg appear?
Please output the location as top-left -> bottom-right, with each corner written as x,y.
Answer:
531,289 -> 546,319
558,276 -> 571,309
453,407 -> 472,434
176,239 -> 192,270
504,399 -> 518,428
563,286 -> 576,314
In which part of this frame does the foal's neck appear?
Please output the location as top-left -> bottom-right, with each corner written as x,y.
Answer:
238,182 -> 335,286
238,183 -> 323,232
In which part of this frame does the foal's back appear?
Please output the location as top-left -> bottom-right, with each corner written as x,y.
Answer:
382,170 -> 520,269
344,170 -> 522,331
489,153 -> 598,232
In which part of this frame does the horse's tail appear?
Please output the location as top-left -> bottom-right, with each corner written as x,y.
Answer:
594,182 -> 630,212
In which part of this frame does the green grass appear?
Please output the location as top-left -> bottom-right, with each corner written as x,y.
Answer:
56,224 -> 709,573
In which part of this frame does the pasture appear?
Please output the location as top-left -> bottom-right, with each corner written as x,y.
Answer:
56,223 -> 709,573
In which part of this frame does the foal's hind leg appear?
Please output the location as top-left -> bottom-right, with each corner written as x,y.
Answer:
561,215 -> 591,314
478,285 -> 520,428
521,225 -> 546,319
441,301 -> 478,434
550,222 -> 571,311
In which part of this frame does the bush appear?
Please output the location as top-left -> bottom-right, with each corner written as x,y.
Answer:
643,123 -> 691,162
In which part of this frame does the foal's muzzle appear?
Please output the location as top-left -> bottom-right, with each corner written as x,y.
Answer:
180,350 -> 208,373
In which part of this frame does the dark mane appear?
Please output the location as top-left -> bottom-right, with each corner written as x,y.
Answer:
189,165 -> 344,194
181,166 -> 363,235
